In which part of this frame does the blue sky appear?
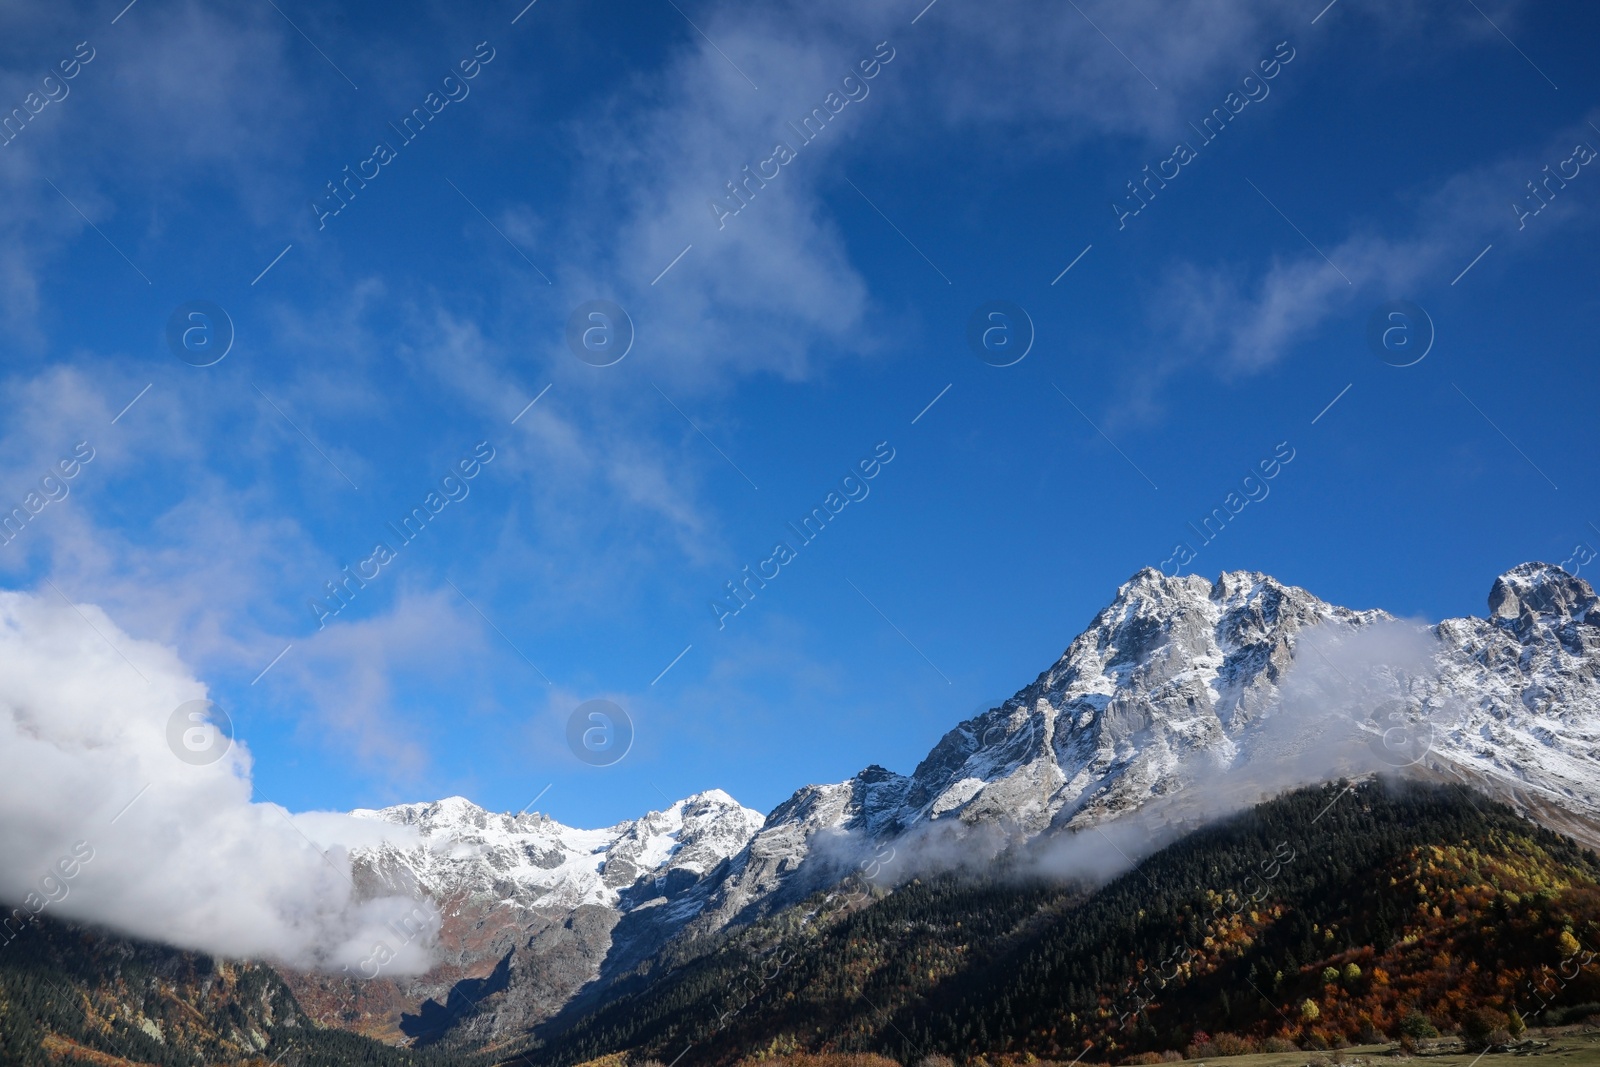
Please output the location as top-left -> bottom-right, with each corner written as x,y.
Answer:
1,0 -> 1597,830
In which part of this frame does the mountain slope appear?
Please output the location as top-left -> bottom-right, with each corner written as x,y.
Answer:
0,911 -> 489,1067
308,563 -> 1600,1049
520,780 -> 1600,1067
278,790 -> 766,1047
907,778 -> 1600,1061
670,563 -> 1600,946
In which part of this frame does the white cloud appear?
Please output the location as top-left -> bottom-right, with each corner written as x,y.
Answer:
0,586 -> 439,973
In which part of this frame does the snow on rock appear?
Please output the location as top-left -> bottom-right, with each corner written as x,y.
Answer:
694,563 -> 1600,927
348,790 -> 766,912
321,562 -> 1600,1044
1417,563 -> 1600,830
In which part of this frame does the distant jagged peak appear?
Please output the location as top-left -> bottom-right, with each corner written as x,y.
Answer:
354,786 -> 761,837
623,789 -> 767,850
666,787 -> 764,820
678,786 -> 740,806
352,794 -> 493,833
1103,566 -> 1341,622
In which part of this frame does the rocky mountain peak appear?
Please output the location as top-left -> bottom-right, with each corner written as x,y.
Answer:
677,787 -> 742,810
1104,567 -> 1211,618
1488,562 -> 1596,635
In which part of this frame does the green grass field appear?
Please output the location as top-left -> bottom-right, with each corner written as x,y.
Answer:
1156,1030 -> 1600,1067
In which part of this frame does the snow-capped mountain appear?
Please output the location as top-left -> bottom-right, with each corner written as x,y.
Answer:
314,562 -> 1600,1045
722,564 -> 1598,887
1424,563 -> 1600,839
280,790 -> 765,1043
349,789 -> 765,912
689,563 -> 1600,931
674,567 -> 1399,932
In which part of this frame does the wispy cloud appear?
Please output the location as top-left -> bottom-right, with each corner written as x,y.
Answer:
1116,124 -> 1598,421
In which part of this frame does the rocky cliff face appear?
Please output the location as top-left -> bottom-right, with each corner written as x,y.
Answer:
311,563 -> 1600,1048
670,569 -> 1388,934
715,562 -> 1600,868
1426,562 -> 1600,841
890,568 -> 1389,828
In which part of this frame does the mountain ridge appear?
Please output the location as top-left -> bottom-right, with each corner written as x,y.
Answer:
294,561 -> 1600,1049
5,562 -> 1600,1065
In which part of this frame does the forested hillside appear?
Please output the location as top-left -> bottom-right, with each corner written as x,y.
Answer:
526,780 -> 1600,1067
0,916 -> 487,1067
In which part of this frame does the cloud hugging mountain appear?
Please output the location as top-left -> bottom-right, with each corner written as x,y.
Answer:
267,561 -> 1600,1044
